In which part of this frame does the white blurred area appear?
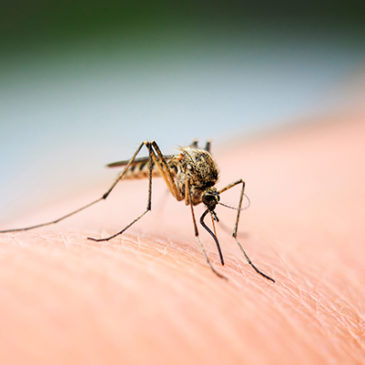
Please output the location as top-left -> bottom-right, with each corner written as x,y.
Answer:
0,31 -> 364,221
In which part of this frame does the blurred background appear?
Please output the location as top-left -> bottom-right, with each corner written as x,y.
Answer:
1,0 -> 364,222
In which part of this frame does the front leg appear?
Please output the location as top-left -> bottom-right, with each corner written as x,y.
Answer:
219,179 -> 275,283
219,179 -> 245,238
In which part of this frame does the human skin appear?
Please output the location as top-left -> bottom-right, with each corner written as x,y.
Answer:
0,111 -> 364,365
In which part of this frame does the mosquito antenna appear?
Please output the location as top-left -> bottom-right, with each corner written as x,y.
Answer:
219,194 -> 251,211
200,209 -> 224,265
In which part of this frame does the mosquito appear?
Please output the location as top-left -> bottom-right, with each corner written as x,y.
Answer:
0,140 -> 274,282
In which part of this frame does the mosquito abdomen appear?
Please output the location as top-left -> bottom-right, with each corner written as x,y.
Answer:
122,160 -> 162,180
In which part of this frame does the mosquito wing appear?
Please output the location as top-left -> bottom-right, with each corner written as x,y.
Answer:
106,155 -> 174,168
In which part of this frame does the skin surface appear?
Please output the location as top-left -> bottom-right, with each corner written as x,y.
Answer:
0,110 -> 364,365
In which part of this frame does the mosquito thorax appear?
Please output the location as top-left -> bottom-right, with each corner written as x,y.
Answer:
174,147 -> 219,206
179,147 -> 218,186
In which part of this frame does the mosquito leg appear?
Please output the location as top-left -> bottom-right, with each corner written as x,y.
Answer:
190,139 -> 198,148
102,141 -> 147,199
195,236 -> 227,280
219,179 -> 245,237
187,180 -> 227,280
90,141 -> 181,242
219,179 -> 275,283
150,141 -> 182,200
184,180 -> 190,206
88,210 -> 150,242
0,197 -> 106,233
0,141 -> 148,234
88,142 -> 154,242
149,150 -> 179,200
233,238 -> 275,282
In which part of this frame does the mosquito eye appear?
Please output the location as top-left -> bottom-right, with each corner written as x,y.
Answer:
202,194 -> 217,209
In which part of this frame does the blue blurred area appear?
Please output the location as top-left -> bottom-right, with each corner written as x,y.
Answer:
0,3 -> 365,221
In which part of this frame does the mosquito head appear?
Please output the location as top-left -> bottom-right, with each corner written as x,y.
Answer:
202,188 -> 220,211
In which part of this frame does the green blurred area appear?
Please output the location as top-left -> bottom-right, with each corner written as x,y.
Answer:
1,0 -> 365,222
2,0 -> 365,49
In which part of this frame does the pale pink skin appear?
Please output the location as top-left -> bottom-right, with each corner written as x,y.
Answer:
0,111 -> 364,365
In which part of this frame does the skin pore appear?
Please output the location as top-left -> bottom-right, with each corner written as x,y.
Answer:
0,110 -> 364,365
